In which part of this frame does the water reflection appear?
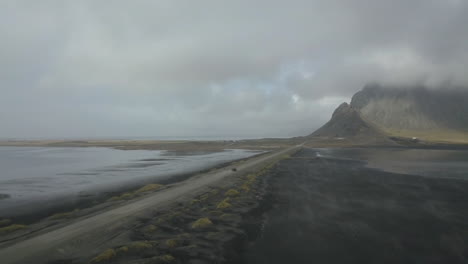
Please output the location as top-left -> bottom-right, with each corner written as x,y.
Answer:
0,146 -> 261,217
315,148 -> 468,179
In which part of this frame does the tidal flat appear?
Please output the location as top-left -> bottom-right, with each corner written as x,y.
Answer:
242,148 -> 468,264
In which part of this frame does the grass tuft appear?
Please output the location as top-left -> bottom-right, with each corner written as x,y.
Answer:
220,213 -> 234,220
0,219 -> 12,227
135,184 -> 164,194
165,238 -> 178,248
216,198 -> 232,209
116,246 -> 128,254
158,254 -> 175,262
190,199 -> 200,205
49,209 -> 80,220
191,217 -> 213,229
145,225 -> 157,233
129,241 -> 153,250
241,183 -> 250,192
0,224 -> 26,234
90,249 -> 116,263
225,189 -> 240,197
108,183 -> 163,202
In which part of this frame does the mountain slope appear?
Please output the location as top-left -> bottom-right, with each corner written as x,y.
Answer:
350,84 -> 468,143
351,84 -> 468,131
310,102 -> 395,145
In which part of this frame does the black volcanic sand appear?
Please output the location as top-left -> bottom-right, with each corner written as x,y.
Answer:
241,148 -> 468,264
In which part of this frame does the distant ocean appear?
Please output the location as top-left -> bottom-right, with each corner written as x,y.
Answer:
0,135 -> 281,141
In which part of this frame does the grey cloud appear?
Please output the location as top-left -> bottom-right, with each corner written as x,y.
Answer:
1,0 -> 467,138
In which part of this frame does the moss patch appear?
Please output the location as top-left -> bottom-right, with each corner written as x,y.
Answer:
0,219 -> 12,227
158,254 -> 175,263
190,199 -> 200,205
108,183 -> 164,201
165,238 -> 178,248
0,224 -> 26,234
145,224 -> 158,233
225,189 -> 240,197
129,241 -> 153,250
217,198 -> 232,209
49,209 -> 80,220
116,246 -> 129,254
135,184 -> 164,194
191,218 -> 213,229
90,249 -> 116,263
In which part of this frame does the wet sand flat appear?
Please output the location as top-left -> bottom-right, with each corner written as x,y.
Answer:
243,148 -> 468,264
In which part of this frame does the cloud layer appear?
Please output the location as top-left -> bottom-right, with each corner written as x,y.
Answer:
1,0 -> 467,138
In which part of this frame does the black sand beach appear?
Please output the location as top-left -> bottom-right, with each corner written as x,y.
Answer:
242,148 -> 468,264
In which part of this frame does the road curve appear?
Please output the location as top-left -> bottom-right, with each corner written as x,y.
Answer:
0,145 -> 301,264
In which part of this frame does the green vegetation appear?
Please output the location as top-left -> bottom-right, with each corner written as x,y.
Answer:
135,183 -> 164,194
108,183 -> 164,201
145,225 -> 157,233
0,224 -> 26,234
384,128 -> 468,144
116,246 -> 129,254
90,249 -> 116,263
109,192 -> 133,201
49,209 -> 80,220
208,210 -> 223,216
87,150 -> 295,263
0,219 -> 11,227
216,198 -> 232,209
129,241 -> 153,250
157,254 -> 175,262
220,213 -> 233,220
155,217 -> 166,225
199,193 -> 210,201
191,217 -> 213,229
225,189 -> 240,197
190,199 -> 200,205
178,233 -> 191,239
209,189 -> 220,196
165,238 -> 178,248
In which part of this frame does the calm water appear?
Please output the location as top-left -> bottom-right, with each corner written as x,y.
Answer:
315,148 -> 468,179
0,146 -> 260,217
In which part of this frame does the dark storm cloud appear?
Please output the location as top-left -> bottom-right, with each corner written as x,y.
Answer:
1,0 -> 467,138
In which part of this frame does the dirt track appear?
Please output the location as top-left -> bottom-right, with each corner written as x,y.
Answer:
0,145 -> 301,264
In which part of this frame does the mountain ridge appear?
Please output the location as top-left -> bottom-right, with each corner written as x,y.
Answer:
309,102 -> 396,145
310,84 -> 468,145
351,84 -> 468,131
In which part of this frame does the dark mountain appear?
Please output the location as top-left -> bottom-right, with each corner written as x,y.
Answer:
310,102 -> 395,145
351,84 -> 468,131
310,84 -> 468,145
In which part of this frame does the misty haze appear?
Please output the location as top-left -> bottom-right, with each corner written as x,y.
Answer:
1,1 -> 468,264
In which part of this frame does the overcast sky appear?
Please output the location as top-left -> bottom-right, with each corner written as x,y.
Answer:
1,0 -> 467,139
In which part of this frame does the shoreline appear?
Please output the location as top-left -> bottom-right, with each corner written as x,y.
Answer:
3,136 -> 468,152
0,145 -> 301,264
1,151 -> 269,224
0,138 -> 300,151
2,145 -> 467,263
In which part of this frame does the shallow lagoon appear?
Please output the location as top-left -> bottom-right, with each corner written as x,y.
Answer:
0,146 -> 260,217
